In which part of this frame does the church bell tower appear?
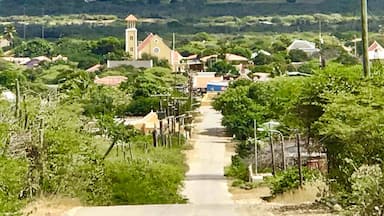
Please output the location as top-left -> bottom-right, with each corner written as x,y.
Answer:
125,14 -> 138,60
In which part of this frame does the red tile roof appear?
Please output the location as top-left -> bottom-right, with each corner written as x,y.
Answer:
368,41 -> 384,52
138,33 -> 154,52
94,76 -> 127,86
86,64 -> 102,73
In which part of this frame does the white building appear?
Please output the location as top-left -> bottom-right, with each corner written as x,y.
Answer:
287,39 -> 319,56
368,41 -> 384,60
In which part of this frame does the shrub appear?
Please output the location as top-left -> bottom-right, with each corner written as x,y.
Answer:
107,160 -> 185,204
267,167 -> 320,195
251,65 -> 274,73
0,157 -> 28,214
334,52 -> 359,66
225,155 -> 249,181
344,165 -> 384,215
288,49 -> 309,62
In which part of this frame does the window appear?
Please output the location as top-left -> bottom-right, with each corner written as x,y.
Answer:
153,47 -> 160,54
130,36 -> 134,40
130,47 -> 134,52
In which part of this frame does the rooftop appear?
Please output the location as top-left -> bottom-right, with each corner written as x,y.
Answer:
125,14 -> 138,22
94,76 -> 128,86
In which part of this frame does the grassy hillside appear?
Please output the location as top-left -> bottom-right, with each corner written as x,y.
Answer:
0,0 -> 382,17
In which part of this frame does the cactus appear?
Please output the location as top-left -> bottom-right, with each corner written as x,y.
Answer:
14,79 -> 20,119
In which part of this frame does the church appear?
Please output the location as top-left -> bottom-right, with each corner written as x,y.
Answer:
125,14 -> 182,71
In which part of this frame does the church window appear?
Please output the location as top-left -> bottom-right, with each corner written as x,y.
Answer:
130,36 -> 134,40
130,47 -> 134,52
153,47 -> 160,54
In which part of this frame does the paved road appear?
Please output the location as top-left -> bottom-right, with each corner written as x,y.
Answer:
65,106 -> 237,216
183,106 -> 234,205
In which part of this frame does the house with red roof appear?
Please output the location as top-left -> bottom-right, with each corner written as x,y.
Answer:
368,41 -> 384,60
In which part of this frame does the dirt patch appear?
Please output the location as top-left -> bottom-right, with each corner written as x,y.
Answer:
230,181 -> 333,215
22,196 -> 81,216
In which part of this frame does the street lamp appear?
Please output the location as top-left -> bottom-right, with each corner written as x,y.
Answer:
256,127 -> 275,175
257,121 -> 286,175
270,129 -> 286,170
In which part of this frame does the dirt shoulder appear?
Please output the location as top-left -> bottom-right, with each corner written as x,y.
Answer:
225,137 -> 335,216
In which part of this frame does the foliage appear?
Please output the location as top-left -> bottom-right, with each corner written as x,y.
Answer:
343,164 -> 384,216
123,97 -> 159,116
0,157 -> 27,214
288,49 -> 309,62
253,52 -> 273,65
267,167 -> 320,195
334,52 -> 360,66
14,39 -> 55,57
0,60 -> 26,90
141,53 -> 171,68
225,155 -> 249,182
208,60 -> 238,76
107,159 -> 185,204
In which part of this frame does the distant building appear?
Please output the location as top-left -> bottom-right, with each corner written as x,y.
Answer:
122,111 -> 160,134
106,60 -> 153,69
1,55 -> 67,68
368,41 -> 384,60
124,14 -> 182,71
86,64 -> 103,73
94,76 -> 127,86
287,39 -> 319,56
182,54 -> 204,72
0,38 -> 10,48
192,72 -> 224,93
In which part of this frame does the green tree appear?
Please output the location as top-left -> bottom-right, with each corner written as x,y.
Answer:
253,52 -> 273,65
208,60 -> 238,76
14,39 -> 55,57
3,24 -> 16,47
288,49 -> 309,62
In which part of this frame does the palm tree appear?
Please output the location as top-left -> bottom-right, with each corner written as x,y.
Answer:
3,25 -> 16,47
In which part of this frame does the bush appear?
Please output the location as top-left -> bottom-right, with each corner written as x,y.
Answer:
123,97 -> 159,116
334,52 -> 359,66
343,165 -> 384,215
288,49 -> 309,62
267,167 -> 320,196
107,160 -> 185,204
253,53 -> 273,65
225,155 -> 249,181
0,157 -> 28,214
251,65 -> 274,73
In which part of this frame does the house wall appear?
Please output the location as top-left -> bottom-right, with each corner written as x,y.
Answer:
125,28 -> 138,59
0,39 -> 10,48
139,35 -> 172,64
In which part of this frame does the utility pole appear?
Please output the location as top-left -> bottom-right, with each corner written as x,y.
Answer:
296,130 -> 303,187
253,119 -> 258,175
41,8 -> 45,39
188,71 -> 193,111
269,130 -> 276,176
23,6 -> 26,40
361,0 -> 370,77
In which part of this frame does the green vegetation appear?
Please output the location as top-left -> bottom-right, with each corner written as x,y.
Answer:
2,2 -> 384,212
214,62 -> 384,213
0,49 -> 189,213
0,0 -> 383,18
266,168 -> 320,195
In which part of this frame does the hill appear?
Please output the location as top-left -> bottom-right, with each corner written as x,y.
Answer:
0,0 -> 383,17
